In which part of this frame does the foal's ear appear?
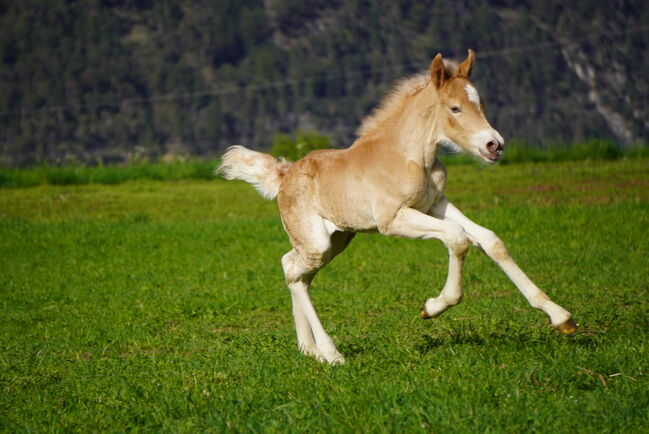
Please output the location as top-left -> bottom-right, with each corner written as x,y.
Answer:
430,53 -> 446,88
458,49 -> 475,78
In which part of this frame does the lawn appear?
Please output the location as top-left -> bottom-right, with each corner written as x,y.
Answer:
0,158 -> 647,432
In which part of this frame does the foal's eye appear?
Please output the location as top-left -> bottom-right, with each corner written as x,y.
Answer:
450,105 -> 462,113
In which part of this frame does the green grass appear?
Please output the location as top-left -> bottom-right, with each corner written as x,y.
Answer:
1,159 -> 648,432
0,159 -> 218,189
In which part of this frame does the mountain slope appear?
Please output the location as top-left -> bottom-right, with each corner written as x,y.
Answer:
0,0 -> 647,165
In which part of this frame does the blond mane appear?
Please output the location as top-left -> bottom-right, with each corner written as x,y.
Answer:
356,59 -> 459,137
356,72 -> 429,137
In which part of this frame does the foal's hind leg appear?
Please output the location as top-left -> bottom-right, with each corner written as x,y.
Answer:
282,248 -> 344,365
280,217 -> 354,364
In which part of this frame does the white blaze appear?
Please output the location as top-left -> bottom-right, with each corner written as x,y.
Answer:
465,84 -> 481,111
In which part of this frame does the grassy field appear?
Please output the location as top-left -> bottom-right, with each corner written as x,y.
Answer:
1,158 -> 648,432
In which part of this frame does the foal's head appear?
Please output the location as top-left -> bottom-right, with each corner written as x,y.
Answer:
430,50 -> 504,163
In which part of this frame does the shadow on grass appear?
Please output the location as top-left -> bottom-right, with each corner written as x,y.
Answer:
414,328 -> 604,355
415,333 -> 486,354
337,341 -> 375,359
332,322 -> 606,361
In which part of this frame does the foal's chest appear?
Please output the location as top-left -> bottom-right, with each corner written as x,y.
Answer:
410,159 -> 447,213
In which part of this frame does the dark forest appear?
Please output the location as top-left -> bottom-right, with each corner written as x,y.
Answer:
1,0 -> 647,166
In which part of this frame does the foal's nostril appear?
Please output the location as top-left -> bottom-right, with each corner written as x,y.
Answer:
486,140 -> 501,153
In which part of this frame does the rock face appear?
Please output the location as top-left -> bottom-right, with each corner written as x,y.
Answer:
1,0 -> 647,166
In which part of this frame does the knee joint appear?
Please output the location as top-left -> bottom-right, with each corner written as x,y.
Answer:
281,253 -> 304,284
446,224 -> 470,256
481,231 -> 509,261
281,250 -> 324,284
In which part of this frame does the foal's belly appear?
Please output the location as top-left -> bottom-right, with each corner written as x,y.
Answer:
317,193 -> 378,232
309,153 -> 447,232
314,176 -> 444,232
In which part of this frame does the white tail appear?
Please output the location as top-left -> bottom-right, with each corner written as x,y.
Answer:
216,145 -> 292,200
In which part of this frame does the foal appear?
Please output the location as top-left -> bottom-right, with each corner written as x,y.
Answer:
218,50 -> 577,365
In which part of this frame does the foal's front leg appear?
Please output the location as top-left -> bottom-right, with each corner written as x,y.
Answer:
431,197 -> 577,334
380,207 -> 471,318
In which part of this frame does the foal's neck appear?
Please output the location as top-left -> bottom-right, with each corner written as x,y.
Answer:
353,79 -> 442,170
392,85 -> 441,170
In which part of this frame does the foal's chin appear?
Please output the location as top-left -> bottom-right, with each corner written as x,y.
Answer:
478,151 -> 504,163
449,143 -> 503,164
463,148 -> 503,164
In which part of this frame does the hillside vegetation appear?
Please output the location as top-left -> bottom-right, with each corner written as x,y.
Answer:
1,0 -> 648,166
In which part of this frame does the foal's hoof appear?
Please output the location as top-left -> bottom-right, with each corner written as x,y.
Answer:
319,351 -> 346,365
420,297 -> 447,319
311,348 -> 346,365
555,318 -> 578,335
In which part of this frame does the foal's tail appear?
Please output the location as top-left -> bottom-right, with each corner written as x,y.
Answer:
216,145 -> 292,200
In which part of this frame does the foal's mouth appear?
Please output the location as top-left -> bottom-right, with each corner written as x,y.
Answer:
479,149 -> 504,162
480,140 -> 504,162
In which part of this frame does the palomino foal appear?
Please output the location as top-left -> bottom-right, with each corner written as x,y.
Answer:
218,50 -> 577,365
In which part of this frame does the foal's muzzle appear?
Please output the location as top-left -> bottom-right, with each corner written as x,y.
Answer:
484,140 -> 504,162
